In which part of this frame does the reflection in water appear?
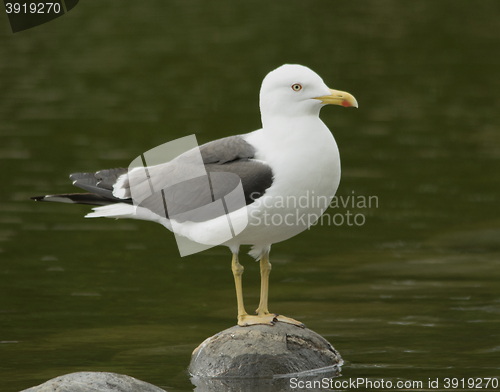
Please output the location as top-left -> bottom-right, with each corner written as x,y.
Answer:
191,366 -> 341,392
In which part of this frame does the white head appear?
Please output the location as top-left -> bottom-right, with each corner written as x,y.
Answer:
259,64 -> 357,125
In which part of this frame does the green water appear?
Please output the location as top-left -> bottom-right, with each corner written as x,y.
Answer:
1,1 -> 499,391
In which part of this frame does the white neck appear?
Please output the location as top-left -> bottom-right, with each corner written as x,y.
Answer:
260,97 -> 323,129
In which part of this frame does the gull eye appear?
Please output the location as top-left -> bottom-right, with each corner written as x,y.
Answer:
291,83 -> 302,92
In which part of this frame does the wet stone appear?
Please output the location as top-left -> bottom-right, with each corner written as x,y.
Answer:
20,372 -> 166,392
189,321 -> 342,379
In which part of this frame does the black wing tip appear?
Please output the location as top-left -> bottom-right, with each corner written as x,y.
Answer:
31,195 -> 46,201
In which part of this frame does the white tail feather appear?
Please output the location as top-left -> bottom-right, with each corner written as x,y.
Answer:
85,203 -> 171,230
85,203 -> 137,219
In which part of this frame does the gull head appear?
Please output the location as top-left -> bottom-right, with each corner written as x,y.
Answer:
259,64 -> 357,124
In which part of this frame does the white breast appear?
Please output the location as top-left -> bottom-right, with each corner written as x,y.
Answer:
234,116 -> 341,246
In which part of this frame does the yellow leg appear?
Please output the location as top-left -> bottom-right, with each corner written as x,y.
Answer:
232,253 -> 275,327
231,253 -> 247,320
255,252 -> 271,315
255,252 -> 306,328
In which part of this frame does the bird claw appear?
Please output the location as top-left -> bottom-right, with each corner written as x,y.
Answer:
274,314 -> 306,328
238,313 -> 278,327
238,312 -> 305,328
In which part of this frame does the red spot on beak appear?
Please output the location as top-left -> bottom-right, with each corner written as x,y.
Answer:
341,100 -> 352,107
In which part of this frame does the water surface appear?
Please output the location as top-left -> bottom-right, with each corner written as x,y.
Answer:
1,1 -> 499,391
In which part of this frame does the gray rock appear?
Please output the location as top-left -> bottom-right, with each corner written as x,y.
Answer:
20,372 -> 166,392
189,321 -> 342,379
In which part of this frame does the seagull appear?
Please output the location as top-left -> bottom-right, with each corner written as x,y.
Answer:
32,64 -> 358,328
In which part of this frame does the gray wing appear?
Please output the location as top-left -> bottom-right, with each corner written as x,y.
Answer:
70,168 -> 130,202
200,135 -> 257,164
71,136 -> 273,222
31,168 -> 132,206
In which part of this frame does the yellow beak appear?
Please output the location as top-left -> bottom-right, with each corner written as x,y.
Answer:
314,88 -> 358,108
